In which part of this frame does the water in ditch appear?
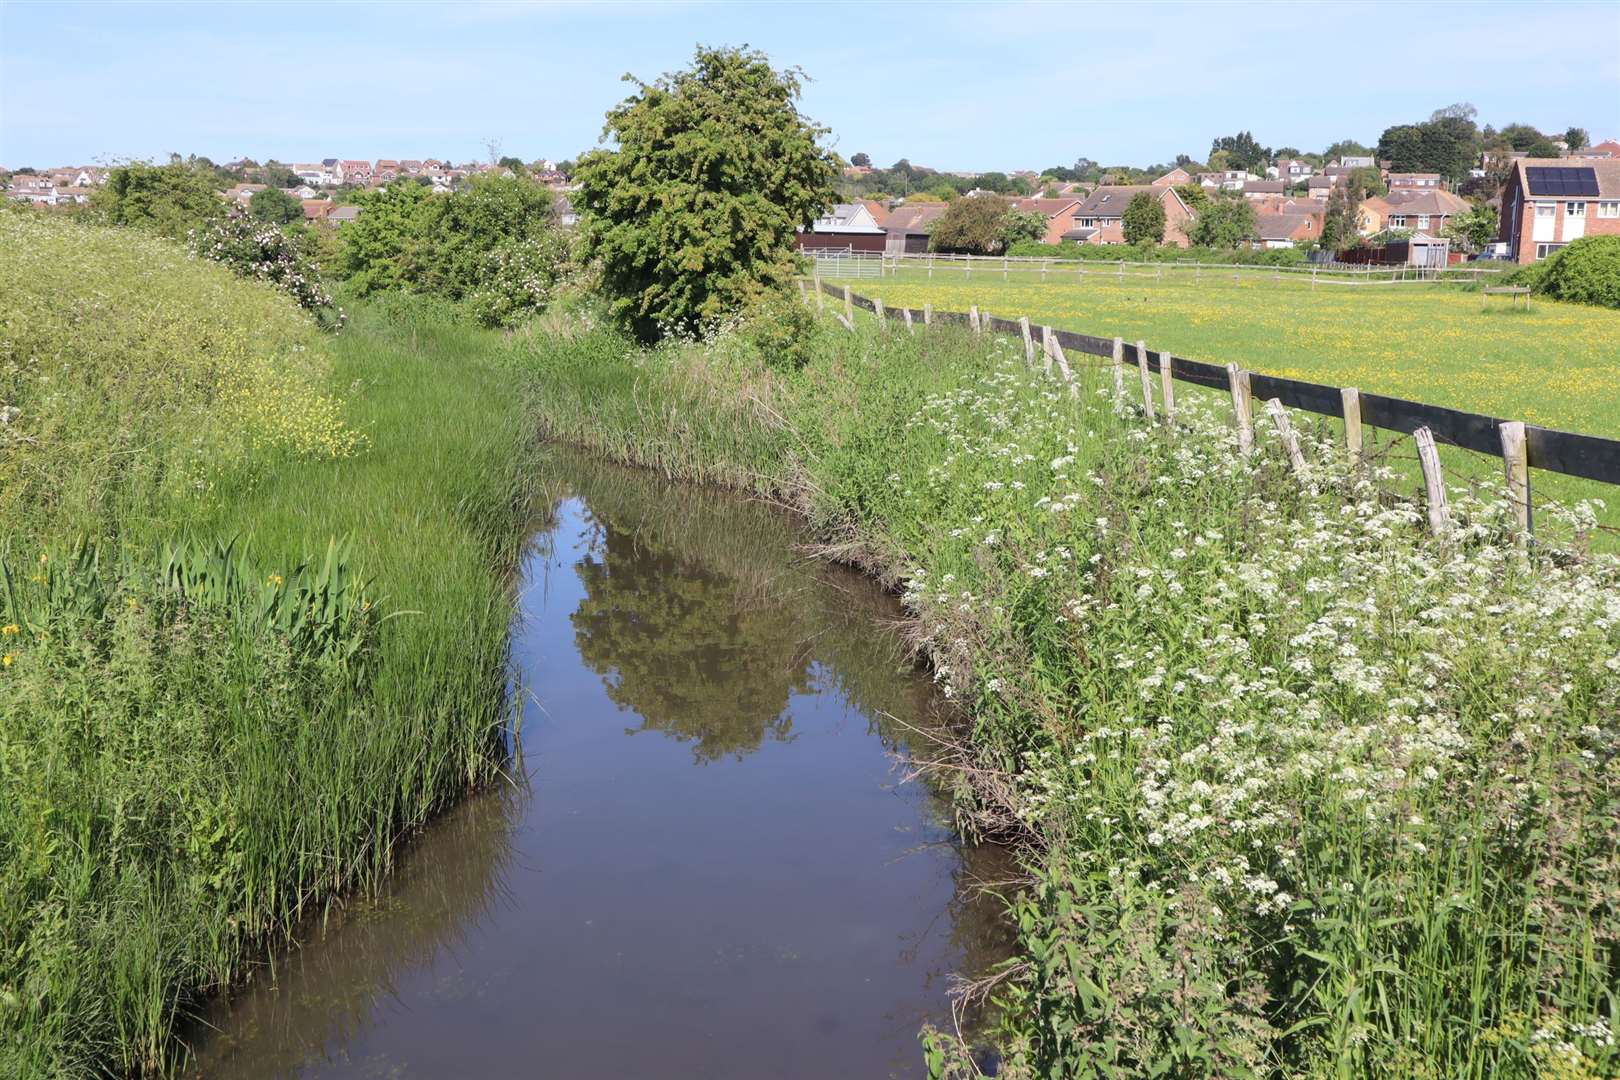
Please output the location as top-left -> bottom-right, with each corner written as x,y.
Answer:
187,449 -> 1013,1079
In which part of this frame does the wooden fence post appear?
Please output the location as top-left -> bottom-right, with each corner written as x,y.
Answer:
1226,363 -> 1254,456
1340,387 -> 1363,459
903,307 -> 914,332
843,285 -> 853,323
969,304 -> 980,334
1265,399 -> 1307,477
814,273 -> 824,311
1159,350 -> 1175,423
1135,340 -> 1156,421
1047,332 -> 1076,397
1111,336 -> 1126,400
1019,316 -> 1034,366
797,278 -> 808,303
1414,427 -> 1450,536
835,313 -> 855,333
873,297 -> 885,329
1500,420 -> 1531,538
1003,255 -> 1009,282
923,303 -> 932,326
1040,325 -> 1054,375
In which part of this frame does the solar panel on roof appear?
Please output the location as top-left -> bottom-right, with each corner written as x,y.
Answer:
1525,166 -> 1599,197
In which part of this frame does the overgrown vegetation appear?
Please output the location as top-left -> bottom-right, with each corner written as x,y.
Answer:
338,175 -> 567,327
1507,235 -> 1620,310
0,213 -> 537,1076
509,297 -> 1619,1078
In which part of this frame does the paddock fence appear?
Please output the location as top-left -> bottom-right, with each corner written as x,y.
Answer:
808,251 -> 1506,288
802,277 -> 1620,540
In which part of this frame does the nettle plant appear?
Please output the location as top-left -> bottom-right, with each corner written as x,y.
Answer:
191,212 -> 345,330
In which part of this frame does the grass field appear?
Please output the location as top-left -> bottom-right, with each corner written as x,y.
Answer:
853,269 -> 1620,436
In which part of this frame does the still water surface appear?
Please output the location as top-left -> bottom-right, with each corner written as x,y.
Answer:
189,452 -> 1010,1078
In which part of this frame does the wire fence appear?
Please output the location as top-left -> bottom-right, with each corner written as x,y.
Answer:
804,278 -> 1620,543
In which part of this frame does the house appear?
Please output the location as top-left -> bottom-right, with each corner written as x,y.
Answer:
882,203 -> 948,255
1389,173 -> 1441,190
1242,180 -> 1286,201
1355,190 -> 1468,236
326,205 -> 362,225
1497,157 -> 1620,262
399,160 -> 423,175
1568,139 -> 1620,159
1064,185 -> 1197,246
796,202 -> 887,253
337,160 -> 371,185
1336,155 -> 1375,169
553,195 -> 578,227
1152,166 -> 1193,187
1196,169 -> 1254,192
373,160 -> 400,181
1010,197 -> 1083,244
302,199 -> 333,222
1306,175 -> 1343,200
288,184 -> 318,200
222,182 -> 268,207
1255,212 -> 1319,248
1274,158 -> 1314,182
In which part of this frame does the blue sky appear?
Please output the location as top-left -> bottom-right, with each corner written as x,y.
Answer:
2,0 -> 1617,170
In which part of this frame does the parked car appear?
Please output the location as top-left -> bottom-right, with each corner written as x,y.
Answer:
1469,242 -> 1511,262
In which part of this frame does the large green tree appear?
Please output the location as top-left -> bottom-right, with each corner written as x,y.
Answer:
929,193 -> 1012,254
91,162 -> 223,240
1208,131 -> 1271,172
1122,192 -> 1166,245
249,185 -> 303,225
573,45 -> 839,340
1186,193 -> 1257,249
1442,203 -> 1499,252
337,181 -> 435,295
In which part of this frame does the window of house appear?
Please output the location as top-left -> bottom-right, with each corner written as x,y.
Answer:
1418,215 -> 1430,229
1535,202 -> 1555,217
1390,215 -> 1407,227
1566,201 -> 1586,217
1536,242 -> 1566,259
1599,201 -> 1620,218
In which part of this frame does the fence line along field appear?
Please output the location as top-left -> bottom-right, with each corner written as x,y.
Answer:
846,267 -> 1620,442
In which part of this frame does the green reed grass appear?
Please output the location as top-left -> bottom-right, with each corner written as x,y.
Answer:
1,218 -> 538,1076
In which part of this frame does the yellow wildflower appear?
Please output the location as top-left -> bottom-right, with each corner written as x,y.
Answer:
2,654 -> 13,667
1,624 -> 18,636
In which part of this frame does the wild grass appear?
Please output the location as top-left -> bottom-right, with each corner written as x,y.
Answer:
509,308 -> 1620,1078
0,218 -> 537,1076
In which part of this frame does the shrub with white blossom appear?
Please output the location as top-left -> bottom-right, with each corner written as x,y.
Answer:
190,212 -> 345,330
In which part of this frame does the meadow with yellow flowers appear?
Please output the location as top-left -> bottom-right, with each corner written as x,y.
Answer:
0,211 -> 538,1076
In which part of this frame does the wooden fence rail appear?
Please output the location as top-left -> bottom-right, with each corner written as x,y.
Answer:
812,279 -> 1620,534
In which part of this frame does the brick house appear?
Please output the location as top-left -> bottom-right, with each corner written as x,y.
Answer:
337,160 -> 371,185
373,159 -> 400,181
1010,197 -> 1083,243
1242,180 -> 1286,201
1152,166 -> 1193,187
1065,185 -> 1197,246
1356,189 -> 1470,236
1497,158 -> 1620,262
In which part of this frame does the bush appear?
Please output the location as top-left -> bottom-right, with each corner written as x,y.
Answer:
740,287 -> 819,371
191,211 -> 345,329
1535,235 -> 1620,308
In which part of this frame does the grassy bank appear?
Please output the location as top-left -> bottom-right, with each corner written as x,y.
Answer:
509,308 -> 1620,1077
0,214 -> 536,1076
